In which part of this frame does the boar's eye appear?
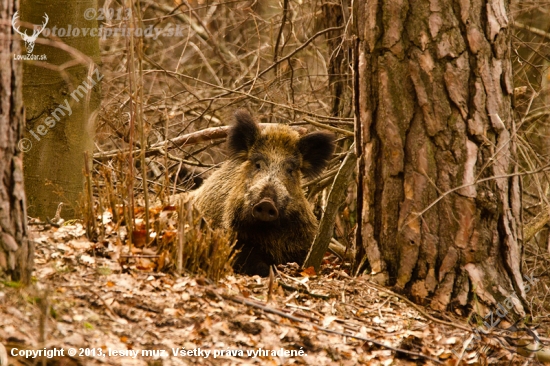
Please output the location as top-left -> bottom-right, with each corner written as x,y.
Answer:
254,160 -> 264,170
286,164 -> 297,175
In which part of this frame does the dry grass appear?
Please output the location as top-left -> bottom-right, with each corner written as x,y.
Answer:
512,0 -> 550,337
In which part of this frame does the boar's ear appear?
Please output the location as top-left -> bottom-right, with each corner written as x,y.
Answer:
298,132 -> 335,178
228,110 -> 260,155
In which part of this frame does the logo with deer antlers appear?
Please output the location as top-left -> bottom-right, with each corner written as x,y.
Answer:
12,11 -> 49,54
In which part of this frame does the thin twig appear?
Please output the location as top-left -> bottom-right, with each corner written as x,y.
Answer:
237,26 -> 345,92
401,163 -> 550,231
513,21 -> 550,41
365,281 -> 470,332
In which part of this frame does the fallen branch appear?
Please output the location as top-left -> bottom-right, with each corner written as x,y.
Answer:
328,238 -> 355,261
277,281 -> 331,300
93,124 -> 308,160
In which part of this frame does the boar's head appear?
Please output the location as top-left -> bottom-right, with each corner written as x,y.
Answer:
192,109 -> 335,275
226,110 -> 335,228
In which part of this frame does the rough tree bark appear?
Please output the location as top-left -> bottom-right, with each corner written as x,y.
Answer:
354,0 -> 525,314
0,0 -> 33,283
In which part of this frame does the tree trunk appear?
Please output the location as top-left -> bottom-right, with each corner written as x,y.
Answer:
321,0 -> 353,119
21,0 -> 100,219
354,0 -> 525,315
0,0 -> 33,283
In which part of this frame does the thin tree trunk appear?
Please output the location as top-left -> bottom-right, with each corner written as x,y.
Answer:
21,0 -> 100,219
0,0 -> 33,284
354,0 -> 525,315
321,0 -> 353,119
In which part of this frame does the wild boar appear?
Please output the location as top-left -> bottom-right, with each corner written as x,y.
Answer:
193,110 -> 335,276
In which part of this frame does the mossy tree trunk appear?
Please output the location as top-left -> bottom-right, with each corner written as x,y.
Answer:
0,0 -> 32,283
354,0 -> 525,315
21,0 -> 100,219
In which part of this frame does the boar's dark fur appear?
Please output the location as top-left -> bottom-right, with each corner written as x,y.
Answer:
193,110 -> 335,276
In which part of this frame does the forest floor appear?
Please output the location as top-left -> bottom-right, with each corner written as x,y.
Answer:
0,221 -> 548,366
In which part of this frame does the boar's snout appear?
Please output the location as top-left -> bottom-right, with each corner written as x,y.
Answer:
252,198 -> 279,221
